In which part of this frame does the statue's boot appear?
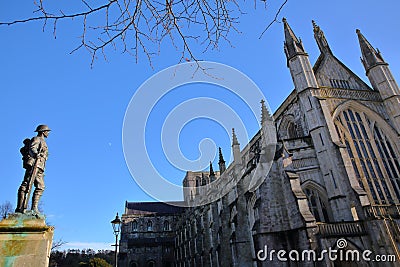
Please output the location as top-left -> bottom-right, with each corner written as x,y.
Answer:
15,189 -> 26,213
31,193 -> 41,213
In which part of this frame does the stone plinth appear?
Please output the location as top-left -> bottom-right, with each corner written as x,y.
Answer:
0,213 -> 54,267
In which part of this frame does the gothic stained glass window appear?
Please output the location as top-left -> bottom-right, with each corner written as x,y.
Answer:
132,220 -> 138,232
304,188 -> 330,222
147,220 -> 153,231
164,220 -> 170,231
373,125 -> 400,200
335,109 -> 400,204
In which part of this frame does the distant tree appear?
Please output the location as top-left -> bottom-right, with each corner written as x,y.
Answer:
50,249 -> 114,267
49,251 -> 65,267
88,258 -> 112,267
0,201 -> 13,219
0,0 -> 288,66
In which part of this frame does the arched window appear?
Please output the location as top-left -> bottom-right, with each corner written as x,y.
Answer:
287,121 -> 297,139
132,220 -> 138,232
147,260 -> 155,267
335,109 -> 400,204
164,220 -> 170,231
129,261 -> 138,267
147,220 -> 153,231
278,115 -> 298,140
304,188 -> 330,222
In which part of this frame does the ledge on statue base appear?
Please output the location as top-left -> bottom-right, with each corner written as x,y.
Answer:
0,212 -> 54,267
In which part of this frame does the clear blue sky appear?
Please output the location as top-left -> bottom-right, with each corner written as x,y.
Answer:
1,1 -> 399,250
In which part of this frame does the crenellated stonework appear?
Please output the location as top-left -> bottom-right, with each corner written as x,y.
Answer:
312,88 -> 382,101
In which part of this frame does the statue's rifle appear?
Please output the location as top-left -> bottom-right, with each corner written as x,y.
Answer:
22,142 -> 42,211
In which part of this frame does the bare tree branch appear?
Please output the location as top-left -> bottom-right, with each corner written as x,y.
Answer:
51,238 -> 67,251
259,0 -> 288,39
1,0 -> 288,67
2,1 -> 116,26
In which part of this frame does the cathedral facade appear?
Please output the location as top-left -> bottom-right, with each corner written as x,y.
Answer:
119,19 -> 400,267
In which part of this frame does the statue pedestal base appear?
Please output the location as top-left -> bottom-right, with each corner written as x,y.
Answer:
0,212 -> 54,267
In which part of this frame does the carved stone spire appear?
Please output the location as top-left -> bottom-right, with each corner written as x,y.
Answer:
218,147 -> 225,164
283,19 -> 318,93
356,29 -> 387,73
218,147 -> 226,174
356,29 -> 400,133
283,18 -> 306,64
209,161 -> 215,182
312,20 -> 332,54
209,161 -> 215,176
232,128 -> 239,146
232,128 -> 242,165
260,99 -> 272,126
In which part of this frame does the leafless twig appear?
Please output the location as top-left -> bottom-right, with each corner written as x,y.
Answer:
259,0 -> 288,39
1,0 -> 288,67
51,238 -> 67,251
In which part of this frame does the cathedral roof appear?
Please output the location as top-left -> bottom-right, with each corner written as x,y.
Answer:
313,51 -> 372,91
125,201 -> 186,215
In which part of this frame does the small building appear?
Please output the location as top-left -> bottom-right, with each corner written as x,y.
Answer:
119,201 -> 185,267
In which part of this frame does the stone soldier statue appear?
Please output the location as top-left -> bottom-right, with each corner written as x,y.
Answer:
15,125 -> 51,213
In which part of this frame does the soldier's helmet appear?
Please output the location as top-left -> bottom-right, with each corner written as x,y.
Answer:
35,125 -> 51,132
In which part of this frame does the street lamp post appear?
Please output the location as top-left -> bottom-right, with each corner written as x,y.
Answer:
111,212 -> 121,267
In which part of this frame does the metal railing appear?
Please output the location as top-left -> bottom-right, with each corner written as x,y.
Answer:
317,221 -> 367,237
364,205 -> 400,219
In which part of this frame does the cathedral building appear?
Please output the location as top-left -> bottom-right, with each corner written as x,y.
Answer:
119,19 -> 400,267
